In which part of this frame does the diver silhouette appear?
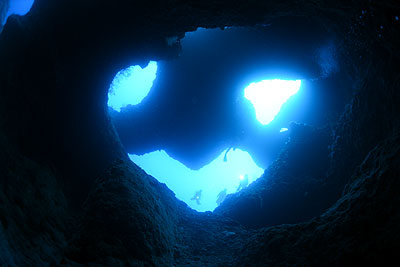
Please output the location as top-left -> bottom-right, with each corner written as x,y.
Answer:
216,189 -> 227,206
237,175 -> 249,192
223,131 -> 244,162
191,190 -> 202,205
223,147 -> 237,162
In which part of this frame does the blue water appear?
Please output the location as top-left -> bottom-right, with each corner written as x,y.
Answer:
107,64 -> 301,211
123,78 -> 299,211
244,79 -> 301,125
1,0 -> 35,28
130,149 -> 263,212
108,28 -> 304,212
108,61 -> 157,111
8,0 -> 34,15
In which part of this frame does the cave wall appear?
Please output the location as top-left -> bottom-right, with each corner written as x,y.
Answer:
0,0 -> 399,266
0,131 -> 69,265
238,132 -> 400,266
215,123 -> 335,228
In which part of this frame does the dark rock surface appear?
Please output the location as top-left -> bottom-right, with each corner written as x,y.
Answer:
0,0 -> 399,266
215,123 -> 335,229
237,132 -> 400,266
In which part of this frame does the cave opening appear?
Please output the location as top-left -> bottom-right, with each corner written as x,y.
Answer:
108,61 -> 158,112
0,0 -> 34,27
244,79 -> 301,125
108,23 -> 346,214
129,148 -> 263,212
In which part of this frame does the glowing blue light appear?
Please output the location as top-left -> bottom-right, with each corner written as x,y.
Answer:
1,0 -> 35,28
6,0 -> 34,17
280,128 -> 289,133
129,148 -> 263,212
108,61 -> 157,111
244,79 -> 301,125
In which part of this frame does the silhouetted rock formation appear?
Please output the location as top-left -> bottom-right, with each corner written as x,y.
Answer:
215,123 -> 335,228
0,0 -> 399,266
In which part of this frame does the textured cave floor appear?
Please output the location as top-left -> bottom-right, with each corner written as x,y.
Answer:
59,126 -> 400,266
68,159 -> 254,266
1,132 -> 399,266
172,211 -> 249,266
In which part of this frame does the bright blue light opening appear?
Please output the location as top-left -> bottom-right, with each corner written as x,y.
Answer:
244,79 -> 301,125
2,0 -> 35,27
9,0 -> 34,15
280,128 -> 289,133
108,61 -> 157,111
130,149 -> 263,212
6,0 -> 34,17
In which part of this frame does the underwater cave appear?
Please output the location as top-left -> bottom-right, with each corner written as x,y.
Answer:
108,25 -> 344,213
0,0 -> 400,266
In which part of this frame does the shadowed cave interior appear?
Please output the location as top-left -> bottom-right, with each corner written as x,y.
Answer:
0,0 -> 400,266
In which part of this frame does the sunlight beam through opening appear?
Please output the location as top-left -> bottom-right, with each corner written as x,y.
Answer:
108,61 -> 157,111
244,79 -> 301,125
130,149 -> 263,212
